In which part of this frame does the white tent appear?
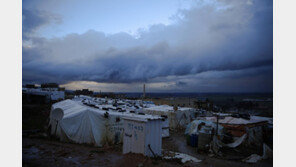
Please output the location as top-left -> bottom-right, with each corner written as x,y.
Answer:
143,105 -> 197,129
49,99 -> 165,146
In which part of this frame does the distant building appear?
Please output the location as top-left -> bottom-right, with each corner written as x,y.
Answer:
149,97 -> 196,108
95,92 -> 126,99
58,87 -> 65,91
75,89 -> 94,96
23,83 -> 65,103
40,83 -> 62,91
25,84 -> 36,89
41,83 -> 59,88
23,87 -> 65,103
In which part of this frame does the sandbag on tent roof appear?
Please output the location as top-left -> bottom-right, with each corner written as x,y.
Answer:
49,99 -> 164,146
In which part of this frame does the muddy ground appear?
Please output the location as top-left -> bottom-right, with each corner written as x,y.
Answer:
22,102 -> 273,167
23,134 -> 272,167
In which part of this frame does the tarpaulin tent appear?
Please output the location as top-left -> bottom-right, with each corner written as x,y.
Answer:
185,120 -> 224,136
185,120 -> 225,150
49,99 -> 164,146
202,116 -> 270,149
202,116 -> 269,137
143,105 -> 197,129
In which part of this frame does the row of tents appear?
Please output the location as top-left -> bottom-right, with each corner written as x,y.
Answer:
48,95 -> 272,160
48,95 -> 206,146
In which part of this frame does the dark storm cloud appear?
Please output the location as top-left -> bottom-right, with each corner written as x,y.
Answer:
22,0 -> 273,92
22,8 -> 61,39
175,81 -> 187,87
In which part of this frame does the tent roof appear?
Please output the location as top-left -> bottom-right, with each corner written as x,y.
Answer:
144,105 -> 194,113
52,99 -> 163,121
204,116 -> 271,125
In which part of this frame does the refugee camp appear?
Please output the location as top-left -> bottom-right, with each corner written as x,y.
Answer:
19,0 -> 275,166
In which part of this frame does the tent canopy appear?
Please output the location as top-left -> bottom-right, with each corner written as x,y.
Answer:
49,99 -> 164,146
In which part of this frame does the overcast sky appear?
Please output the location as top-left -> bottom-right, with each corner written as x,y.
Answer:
22,0 -> 273,93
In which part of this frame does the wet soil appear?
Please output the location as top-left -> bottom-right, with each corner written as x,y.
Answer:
23,133 -> 272,167
162,132 -> 273,167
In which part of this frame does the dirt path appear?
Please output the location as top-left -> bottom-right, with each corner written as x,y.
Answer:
23,137 -> 183,167
23,137 -> 123,167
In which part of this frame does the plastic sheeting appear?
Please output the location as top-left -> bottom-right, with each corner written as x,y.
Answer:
262,143 -> 273,159
204,116 -> 271,125
143,107 -> 197,129
245,126 -> 264,147
213,134 -> 247,149
49,99 -> 164,147
225,134 -> 247,148
185,120 -> 224,136
242,143 -> 273,163
163,151 -> 202,163
72,95 -> 197,130
242,154 -> 262,163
